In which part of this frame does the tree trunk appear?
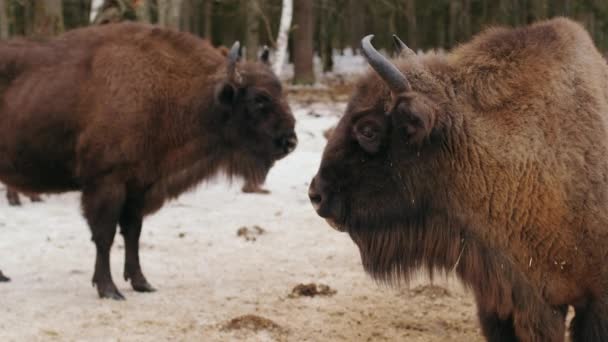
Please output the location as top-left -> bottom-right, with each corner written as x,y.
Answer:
319,0 -> 333,72
158,0 -> 183,30
403,0 -> 417,51
348,0 -> 364,53
245,0 -> 261,61
0,0 -> 9,39
90,0 -> 104,23
63,0 -> 92,30
179,0 -> 194,33
292,0 -> 314,84
92,0 -> 136,25
28,0 -> 64,37
272,0 -> 292,76
202,0 -> 213,39
135,0 -> 152,23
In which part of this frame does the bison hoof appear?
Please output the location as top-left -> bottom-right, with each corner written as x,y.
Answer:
132,280 -> 156,293
98,287 -> 126,300
0,271 -> 10,282
95,281 -> 125,300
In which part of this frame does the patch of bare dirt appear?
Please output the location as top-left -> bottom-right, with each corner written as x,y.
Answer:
410,284 -> 451,298
236,225 -> 266,241
288,283 -> 337,298
220,314 -> 288,340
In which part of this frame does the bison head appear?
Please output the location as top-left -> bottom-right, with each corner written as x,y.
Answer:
213,43 -> 297,188
309,36 -> 456,280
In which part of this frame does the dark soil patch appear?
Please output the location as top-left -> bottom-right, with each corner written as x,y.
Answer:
236,225 -> 265,242
410,285 -> 450,298
288,283 -> 337,298
221,314 -> 288,337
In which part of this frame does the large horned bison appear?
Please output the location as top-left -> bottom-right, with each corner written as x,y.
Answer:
0,23 -> 297,299
309,18 -> 608,341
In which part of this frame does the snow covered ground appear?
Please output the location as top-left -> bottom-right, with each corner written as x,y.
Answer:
0,101 -> 481,341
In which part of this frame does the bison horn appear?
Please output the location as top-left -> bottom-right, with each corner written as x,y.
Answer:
392,34 -> 416,57
227,41 -> 242,83
361,35 -> 411,93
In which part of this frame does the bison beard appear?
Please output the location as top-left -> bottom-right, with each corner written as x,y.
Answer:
0,23 -> 296,299
311,18 -> 608,341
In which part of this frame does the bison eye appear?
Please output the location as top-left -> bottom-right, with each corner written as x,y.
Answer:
254,94 -> 270,106
360,125 -> 377,140
354,120 -> 383,154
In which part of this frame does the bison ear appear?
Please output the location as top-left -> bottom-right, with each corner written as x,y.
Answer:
391,96 -> 436,145
215,81 -> 237,108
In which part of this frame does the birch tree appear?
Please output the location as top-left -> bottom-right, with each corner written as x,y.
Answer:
272,0 -> 292,76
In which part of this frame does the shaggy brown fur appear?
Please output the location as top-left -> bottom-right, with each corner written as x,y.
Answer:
309,18 -> 608,341
4,185 -> 41,206
0,23 -> 297,299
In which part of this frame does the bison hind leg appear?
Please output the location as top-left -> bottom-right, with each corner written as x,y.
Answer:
570,301 -> 608,342
0,270 -> 10,282
119,205 -> 155,293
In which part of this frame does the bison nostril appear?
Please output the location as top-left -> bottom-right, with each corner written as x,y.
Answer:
285,135 -> 298,152
309,192 -> 322,205
308,186 -> 323,210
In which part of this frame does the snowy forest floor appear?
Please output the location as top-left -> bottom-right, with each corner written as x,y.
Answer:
0,98 -> 484,341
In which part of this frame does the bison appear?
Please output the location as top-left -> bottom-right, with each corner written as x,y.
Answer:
0,23 -> 297,299
309,18 -> 608,341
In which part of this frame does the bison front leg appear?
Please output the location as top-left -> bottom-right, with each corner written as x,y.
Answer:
570,300 -> 608,342
82,182 -> 125,300
0,270 -> 10,282
119,207 -> 155,293
477,310 -> 518,342
511,305 -> 566,342
6,188 -> 21,206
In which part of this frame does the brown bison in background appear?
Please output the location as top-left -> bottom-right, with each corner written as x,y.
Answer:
309,18 -> 608,341
0,23 -> 297,299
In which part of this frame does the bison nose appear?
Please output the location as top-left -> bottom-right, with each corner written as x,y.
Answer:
309,186 -> 322,211
308,176 -> 325,214
285,134 -> 298,153
275,132 -> 298,157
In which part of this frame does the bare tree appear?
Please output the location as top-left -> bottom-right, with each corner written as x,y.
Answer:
292,0 -> 314,84
245,0 -> 261,61
134,0 -> 152,23
26,0 -> 64,37
319,0 -> 335,72
0,0 -> 8,39
158,0 -> 183,30
403,0 -> 417,51
92,0 -> 136,25
273,0 -> 292,76
202,0 -> 213,39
